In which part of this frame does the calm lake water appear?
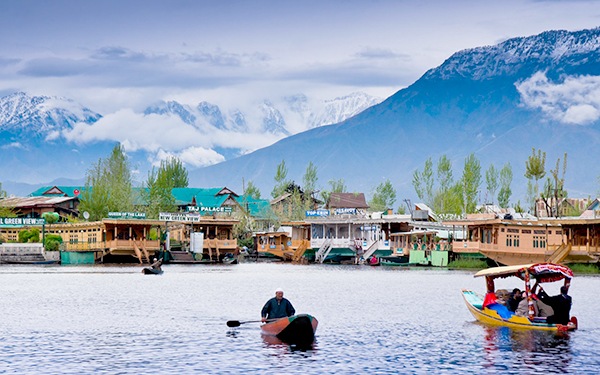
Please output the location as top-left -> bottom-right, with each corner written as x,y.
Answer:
0,263 -> 599,374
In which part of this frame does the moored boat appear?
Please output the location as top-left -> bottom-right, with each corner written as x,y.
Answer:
462,263 -> 577,332
260,314 -> 318,346
379,255 -> 410,266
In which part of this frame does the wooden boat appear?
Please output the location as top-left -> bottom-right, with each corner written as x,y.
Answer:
142,267 -> 163,275
379,255 -> 410,266
462,263 -> 577,332
261,314 -> 318,346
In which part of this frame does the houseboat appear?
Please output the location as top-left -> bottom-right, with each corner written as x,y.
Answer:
446,212 -> 600,266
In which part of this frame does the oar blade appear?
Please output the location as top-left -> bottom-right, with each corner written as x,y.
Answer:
226,320 -> 241,327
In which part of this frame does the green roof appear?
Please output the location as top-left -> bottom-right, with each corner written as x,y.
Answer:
28,186 -> 85,197
235,195 -> 273,218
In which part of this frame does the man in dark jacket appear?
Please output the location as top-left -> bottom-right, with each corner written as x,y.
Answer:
538,285 -> 572,325
261,288 -> 295,322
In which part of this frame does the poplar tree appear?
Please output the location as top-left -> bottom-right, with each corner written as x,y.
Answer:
271,160 -> 289,199
79,144 -> 133,221
525,148 -> 546,215
459,154 -> 482,215
497,163 -> 513,208
369,179 -> 397,212
485,164 -> 499,205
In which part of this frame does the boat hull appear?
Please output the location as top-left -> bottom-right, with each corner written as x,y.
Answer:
462,290 -> 576,332
142,267 -> 163,275
379,255 -> 409,266
261,314 -> 318,346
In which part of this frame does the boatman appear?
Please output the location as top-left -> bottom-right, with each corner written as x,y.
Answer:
261,288 -> 295,322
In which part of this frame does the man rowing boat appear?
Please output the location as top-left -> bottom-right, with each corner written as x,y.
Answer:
261,288 -> 295,322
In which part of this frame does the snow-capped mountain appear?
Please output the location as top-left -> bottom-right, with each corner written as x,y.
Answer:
0,91 -> 380,195
0,92 -> 102,135
186,27 -> 600,203
143,92 -> 381,135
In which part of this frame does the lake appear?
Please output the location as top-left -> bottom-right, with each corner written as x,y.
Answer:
0,263 -> 599,374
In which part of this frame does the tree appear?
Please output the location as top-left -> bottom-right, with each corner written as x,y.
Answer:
437,155 -> 453,212
525,148 -> 546,215
0,182 -> 7,198
320,179 -> 346,204
271,160 -> 290,199
302,162 -> 318,211
497,162 -> 513,208
485,164 -> 498,205
244,181 -> 261,199
412,157 -> 434,206
160,156 -> 189,188
540,153 -> 568,217
459,154 -> 482,215
143,156 -> 187,219
144,167 -> 176,220
79,143 -> 133,221
369,179 -> 397,212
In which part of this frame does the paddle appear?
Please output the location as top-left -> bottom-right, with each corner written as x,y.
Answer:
226,318 -> 276,327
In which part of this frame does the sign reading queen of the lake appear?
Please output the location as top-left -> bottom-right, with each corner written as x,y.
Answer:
108,212 -> 146,219
0,217 -> 46,226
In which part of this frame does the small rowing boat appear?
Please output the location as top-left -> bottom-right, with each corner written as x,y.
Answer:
260,314 -> 318,346
462,263 -> 577,332
142,267 -> 163,275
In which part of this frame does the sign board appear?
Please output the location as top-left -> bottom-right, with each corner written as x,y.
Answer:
306,209 -> 330,217
160,212 -> 204,222
186,206 -> 232,213
108,212 -> 146,219
0,217 -> 46,226
334,208 -> 357,215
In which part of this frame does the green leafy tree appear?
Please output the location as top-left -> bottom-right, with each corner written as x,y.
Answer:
497,162 -> 513,208
540,153 -> 568,217
302,162 -> 318,211
320,179 -> 346,204
525,148 -> 546,215
436,155 -> 453,212
160,156 -> 189,188
244,181 -> 261,199
485,164 -> 498,205
271,160 -> 290,199
144,166 -> 176,219
369,179 -> 397,212
459,154 -> 482,214
412,157 -> 434,206
79,143 -> 133,221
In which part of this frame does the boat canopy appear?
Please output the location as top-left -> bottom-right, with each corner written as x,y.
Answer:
474,263 -> 573,283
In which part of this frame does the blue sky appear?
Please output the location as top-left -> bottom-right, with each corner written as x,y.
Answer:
1,0 -> 599,170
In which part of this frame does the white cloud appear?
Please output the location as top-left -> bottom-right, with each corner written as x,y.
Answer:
517,72 -> 600,125
152,148 -> 225,168
1,142 -> 24,149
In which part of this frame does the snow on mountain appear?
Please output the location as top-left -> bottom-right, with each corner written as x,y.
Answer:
427,28 -> 600,80
0,92 -> 101,136
313,92 -> 382,127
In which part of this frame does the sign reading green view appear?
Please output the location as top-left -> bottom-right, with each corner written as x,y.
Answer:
108,212 -> 146,219
0,217 -> 46,226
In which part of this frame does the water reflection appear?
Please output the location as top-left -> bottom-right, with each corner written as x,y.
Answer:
483,326 -> 572,373
261,334 -> 318,352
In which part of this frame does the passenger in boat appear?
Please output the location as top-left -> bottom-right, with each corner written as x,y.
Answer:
530,283 -> 554,318
507,288 -> 522,312
515,293 -> 538,317
483,291 -> 513,319
261,288 -> 295,322
537,285 -> 572,325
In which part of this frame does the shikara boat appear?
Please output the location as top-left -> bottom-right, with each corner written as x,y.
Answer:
261,314 -> 318,346
462,263 -> 577,332
142,267 -> 163,275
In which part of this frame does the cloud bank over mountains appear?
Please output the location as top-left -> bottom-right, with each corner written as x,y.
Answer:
517,72 -> 600,125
